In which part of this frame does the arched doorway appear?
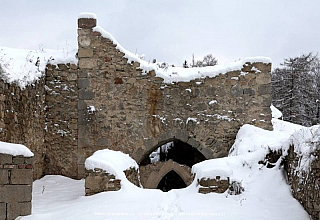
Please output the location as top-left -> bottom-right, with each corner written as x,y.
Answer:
157,170 -> 186,192
139,138 -> 208,191
140,139 -> 206,166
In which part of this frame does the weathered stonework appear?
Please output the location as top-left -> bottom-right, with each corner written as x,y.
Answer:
76,16 -> 273,179
285,145 -> 320,220
1,15 -> 273,183
44,63 -> 79,179
0,79 -> 45,179
85,167 -> 139,196
198,176 -> 230,194
0,153 -> 33,220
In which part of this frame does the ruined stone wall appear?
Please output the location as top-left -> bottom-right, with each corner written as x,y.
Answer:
285,145 -> 320,220
0,79 -> 45,179
76,16 -> 272,177
0,153 -> 33,220
44,63 -> 79,178
85,167 -> 139,196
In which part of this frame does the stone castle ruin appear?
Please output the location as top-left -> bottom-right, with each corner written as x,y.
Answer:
0,14 -> 273,183
4,14 -> 319,219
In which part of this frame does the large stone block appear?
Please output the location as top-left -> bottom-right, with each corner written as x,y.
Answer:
78,49 -> 93,58
0,185 -> 32,202
10,169 -> 33,185
0,154 -> 12,164
78,18 -> 97,29
79,58 -> 97,69
0,203 -> 5,219
0,169 -> 9,185
7,202 -> 31,220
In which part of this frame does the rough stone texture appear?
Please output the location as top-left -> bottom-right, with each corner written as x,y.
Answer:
85,167 -> 140,196
44,63 -> 79,179
198,176 -> 230,194
0,153 -> 33,219
285,145 -> 320,220
85,168 -> 121,196
124,168 -> 140,187
139,160 -> 193,188
76,17 -> 273,179
1,16 -> 273,183
0,79 -> 45,180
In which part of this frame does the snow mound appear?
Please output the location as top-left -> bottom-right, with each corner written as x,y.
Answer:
192,157 -> 232,181
0,141 -> 33,157
93,22 -> 271,84
0,46 -> 77,89
85,149 -> 138,179
270,104 -> 282,119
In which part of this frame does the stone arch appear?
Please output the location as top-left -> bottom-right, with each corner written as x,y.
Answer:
133,130 -> 214,164
144,160 -> 193,189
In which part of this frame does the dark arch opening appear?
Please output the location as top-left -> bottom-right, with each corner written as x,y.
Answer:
140,139 -> 206,166
157,170 -> 187,192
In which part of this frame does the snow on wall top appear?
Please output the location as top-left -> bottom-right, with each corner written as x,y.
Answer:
78,12 -> 97,19
0,141 -> 34,157
92,20 -> 272,84
0,46 -> 77,89
85,149 -> 138,178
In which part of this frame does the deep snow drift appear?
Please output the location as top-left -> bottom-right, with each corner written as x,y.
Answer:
20,114 -> 314,220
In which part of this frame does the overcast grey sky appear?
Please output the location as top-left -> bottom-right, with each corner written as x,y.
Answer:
1,0 -> 319,68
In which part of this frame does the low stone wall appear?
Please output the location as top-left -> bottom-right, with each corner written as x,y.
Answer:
198,176 -> 229,194
0,153 -> 33,220
285,145 -> 320,220
85,167 -> 140,196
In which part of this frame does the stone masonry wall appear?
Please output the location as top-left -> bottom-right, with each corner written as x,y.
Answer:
285,145 -> 320,220
0,153 -> 33,220
198,177 -> 230,194
76,16 -> 272,177
0,79 -> 45,179
44,63 -> 79,178
85,167 -> 140,196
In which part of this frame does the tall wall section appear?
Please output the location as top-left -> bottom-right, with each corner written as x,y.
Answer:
76,16 -> 272,177
44,63 -> 79,178
0,79 -> 45,179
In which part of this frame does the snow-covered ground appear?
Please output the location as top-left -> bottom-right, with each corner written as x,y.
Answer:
20,110 -> 314,220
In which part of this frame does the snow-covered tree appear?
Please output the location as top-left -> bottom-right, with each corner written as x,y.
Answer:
272,53 -> 320,126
